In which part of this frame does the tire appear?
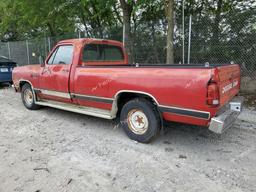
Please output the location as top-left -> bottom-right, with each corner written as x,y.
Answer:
21,83 -> 40,110
120,98 -> 161,143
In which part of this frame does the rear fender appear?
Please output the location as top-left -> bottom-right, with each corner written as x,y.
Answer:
111,90 -> 164,130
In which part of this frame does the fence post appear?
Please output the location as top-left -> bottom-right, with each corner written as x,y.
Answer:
44,36 -> 47,56
48,37 -> 51,52
122,24 -> 125,46
187,15 -> 192,64
182,0 -> 185,64
26,40 -> 30,64
7,42 -> 11,59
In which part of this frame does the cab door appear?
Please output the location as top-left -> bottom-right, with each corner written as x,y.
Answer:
38,45 -> 74,103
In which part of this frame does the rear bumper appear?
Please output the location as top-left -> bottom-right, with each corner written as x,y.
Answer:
209,96 -> 244,134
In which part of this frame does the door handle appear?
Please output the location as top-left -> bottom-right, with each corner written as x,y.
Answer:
62,69 -> 70,73
42,67 -> 51,75
31,73 -> 39,78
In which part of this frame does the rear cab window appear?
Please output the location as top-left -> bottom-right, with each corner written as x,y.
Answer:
82,43 -> 125,65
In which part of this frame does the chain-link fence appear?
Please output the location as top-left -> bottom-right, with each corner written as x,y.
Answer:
0,13 -> 255,81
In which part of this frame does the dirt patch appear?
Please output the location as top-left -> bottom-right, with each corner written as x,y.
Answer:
240,93 -> 256,110
240,76 -> 256,94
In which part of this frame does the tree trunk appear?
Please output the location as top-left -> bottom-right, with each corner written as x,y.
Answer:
120,0 -> 133,63
211,0 -> 223,63
212,0 -> 223,44
46,22 -> 55,37
165,0 -> 175,64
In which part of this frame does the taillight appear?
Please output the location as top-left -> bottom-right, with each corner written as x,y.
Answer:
207,83 -> 219,106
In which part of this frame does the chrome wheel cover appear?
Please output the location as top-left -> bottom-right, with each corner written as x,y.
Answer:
24,89 -> 33,105
127,109 -> 149,135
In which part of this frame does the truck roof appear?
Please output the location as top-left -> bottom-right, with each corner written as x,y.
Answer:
58,38 -> 123,47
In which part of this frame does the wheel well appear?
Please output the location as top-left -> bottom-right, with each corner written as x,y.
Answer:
115,92 -> 164,130
19,81 -> 31,90
116,92 -> 158,115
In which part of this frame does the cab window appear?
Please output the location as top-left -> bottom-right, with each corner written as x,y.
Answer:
103,45 -> 124,61
83,44 -> 99,61
83,44 -> 124,62
47,45 -> 73,65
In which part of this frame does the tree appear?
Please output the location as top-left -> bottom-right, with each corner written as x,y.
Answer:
0,1 -> 23,40
0,0 -> 255,73
69,0 -> 118,38
0,0 -> 76,40
164,0 -> 175,64
119,0 -> 134,63
19,0 -> 75,37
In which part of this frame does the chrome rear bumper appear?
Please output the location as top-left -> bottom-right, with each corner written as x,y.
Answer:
209,96 -> 244,134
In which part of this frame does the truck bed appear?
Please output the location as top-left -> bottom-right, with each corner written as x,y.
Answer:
82,63 -> 233,68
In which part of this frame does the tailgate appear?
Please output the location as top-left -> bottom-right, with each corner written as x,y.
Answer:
217,64 -> 240,107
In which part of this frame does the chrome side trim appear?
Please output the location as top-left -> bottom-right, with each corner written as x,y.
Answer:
159,105 -> 211,120
30,87 -> 211,121
35,100 -> 114,119
35,89 -> 71,99
112,90 -> 211,120
32,88 -> 113,102
114,90 -> 159,105
71,93 -> 114,104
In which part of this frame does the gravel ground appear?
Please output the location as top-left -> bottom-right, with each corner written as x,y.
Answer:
0,86 -> 255,192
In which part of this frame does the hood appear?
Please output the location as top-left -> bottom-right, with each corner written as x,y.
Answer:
0,56 -> 16,66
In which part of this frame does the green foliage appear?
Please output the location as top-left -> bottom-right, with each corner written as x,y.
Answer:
0,0 -> 77,40
0,0 -> 255,69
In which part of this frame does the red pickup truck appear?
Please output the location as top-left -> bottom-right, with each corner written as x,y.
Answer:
12,38 -> 243,143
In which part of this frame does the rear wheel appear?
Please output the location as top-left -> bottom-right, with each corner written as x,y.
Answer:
21,84 -> 40,110
120,98 -> 161,143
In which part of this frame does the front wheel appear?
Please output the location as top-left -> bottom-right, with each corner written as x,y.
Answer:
21,84 -> 40,110
120,98 -> 161,143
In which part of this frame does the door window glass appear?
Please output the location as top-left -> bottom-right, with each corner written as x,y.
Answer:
47,48 -> 58,64
48,45 -> 73,65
